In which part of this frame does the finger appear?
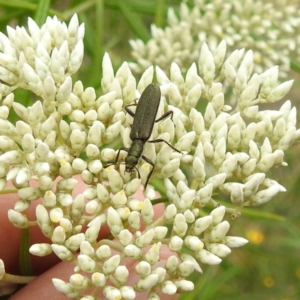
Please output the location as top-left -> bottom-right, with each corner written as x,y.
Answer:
10,252 -> 179,300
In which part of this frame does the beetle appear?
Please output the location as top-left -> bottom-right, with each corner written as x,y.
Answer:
106,83 -> 182,188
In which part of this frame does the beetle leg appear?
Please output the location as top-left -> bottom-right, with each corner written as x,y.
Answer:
141,154 -> 155,188
147,139 -> 182,154
155,110 -> 173,123
104,147 -> 129,168
125,99 -> 138,117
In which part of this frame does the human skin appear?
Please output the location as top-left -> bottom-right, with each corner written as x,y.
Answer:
0,179 -> 179,300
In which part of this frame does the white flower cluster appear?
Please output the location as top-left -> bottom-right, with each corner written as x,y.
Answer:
0,15 -> 299,300
130,0 -> 300,77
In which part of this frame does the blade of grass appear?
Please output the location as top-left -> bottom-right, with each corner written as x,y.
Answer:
90,0 -> 104,86
19,228 -> 32,276
290,60 -> 300,73
0,0 -> 63,19
154,0 -> 166,27
117,0 -> 151,42
34,0 -> 51,26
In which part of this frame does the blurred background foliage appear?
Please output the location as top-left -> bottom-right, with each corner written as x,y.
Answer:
0,0 -> 299,299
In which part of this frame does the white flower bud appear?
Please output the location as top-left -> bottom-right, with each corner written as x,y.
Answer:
135,261 -> 151,276
207,243 -> 231,257
128,211 -> 141,231
141,198 -> 154,224
118,229 -> 133,246
87,121 -> 103,147
180,253 -> 202,273
91,272 -> 106,287
72,158 -> 87,173
164,204 -> 177,223
174,279 -> 194,292
148,292 -> 160,300
34,162 -> 50,176
70,274 -> 90,290
161,280 -> 177,295
136,274 -> 159,292
144,242 -> 161,265
169,236 -> 183,252
173,213 -> 188,237
52,226 -> 66,244
83,186 -> 97,200
85,217 -> 102,244
36,204 -> 53,236
184,236 -> 204,251
96,183 -> 110,204
0,149 -> 22,164
135,229 -> 155,248
51,244 -> 74,261
111,190 -> 127,208
120,286 -> 136,300
80,296 -> 95,300
241,158 -> 257,177
193,157 -> 206,183
114,265 -> 129,284
82,170 -> 93,184
106,167 -> 124,194
77,254 -> 97,272
124,244 -> 142,259
165,255 -> 179,273
38,176 -> 53,191
85,199 -> 100,214
65,233 -> 85,252
70,129 -> 86,151
22,133 -> 35,153
103,121 -> 121,144
29,243 -> 52,256
80,241 -> 95,256
178,189 -> 195,211
210,206 -> 226,226
230,183 -> 244,204
14,200 -> 30,212
124,178 -> 141,197
59,161 -> 73,178
116,207 -> 130,222
57,193 -> 73,206
196,249 -> 222,265
205,173 -> 226,190
60,218 -> 72,235
8,210 -> 28,228
224,236 -> 248,248
103,286 -> 122,300
52,278 -> 79,298
70,194 -> 85,220
96,245 -> 111,260
210,221 -> 230,241
107,207 -> 123,236
176,131 -> 195,152
195,183 -> 213,206
190,215 -> 212,236
86,144 -> 100,158
177,260 -> 195,277
268,80 -> 293,102
50,207 -> 64,223
18,187 -> 42,201
253,185 -> 281,205
257,153 -> 275,173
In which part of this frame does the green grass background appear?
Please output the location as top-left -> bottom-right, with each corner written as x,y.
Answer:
0,0 -> 299,299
